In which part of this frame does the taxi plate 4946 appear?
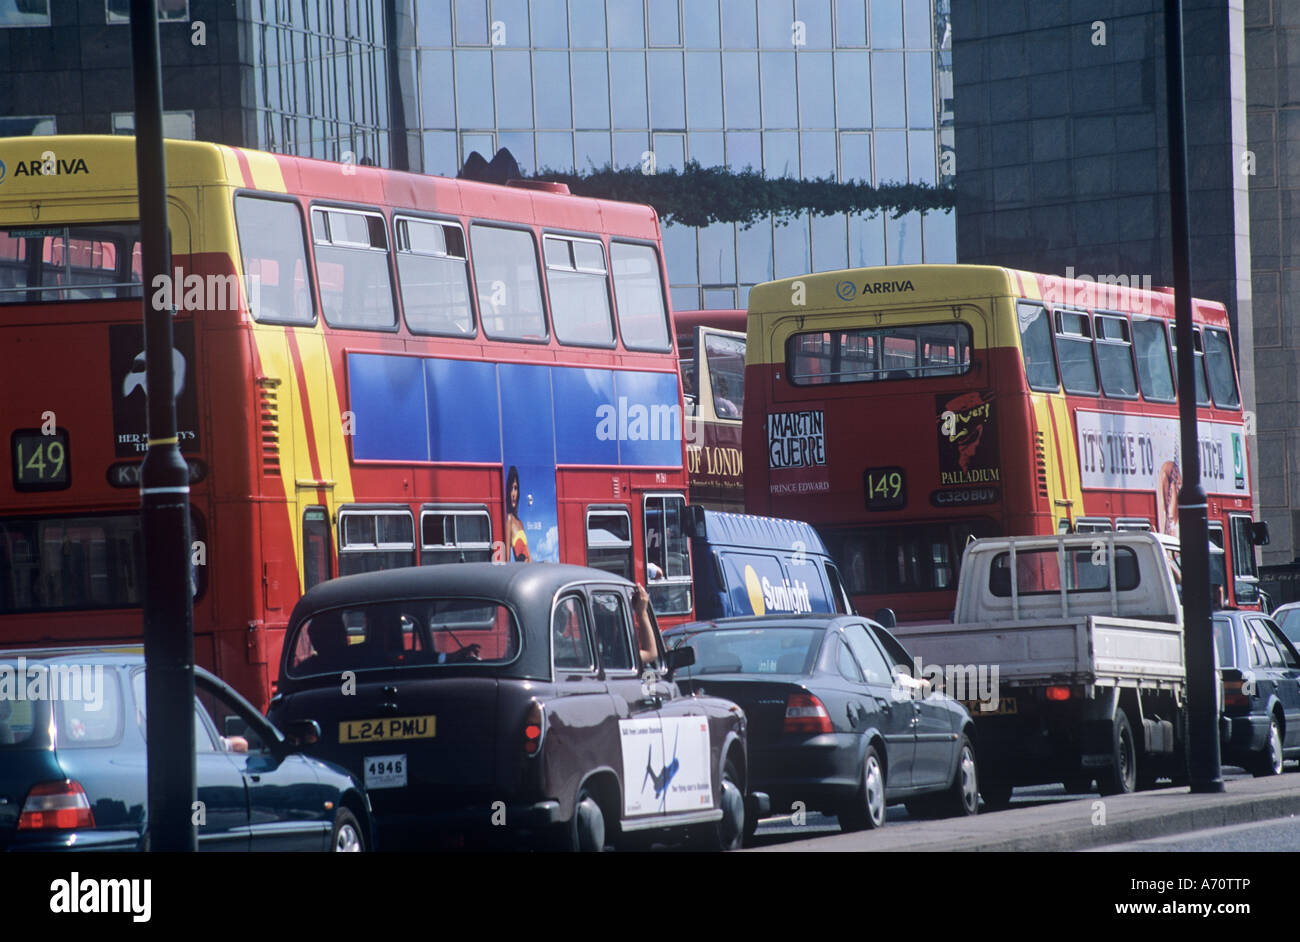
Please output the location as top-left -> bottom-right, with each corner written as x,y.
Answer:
340,715 -> 437,743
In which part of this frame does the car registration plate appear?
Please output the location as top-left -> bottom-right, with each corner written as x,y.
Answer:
962,698 -> 1018,716
364,754 -> 407,789
339,715 -> 437,743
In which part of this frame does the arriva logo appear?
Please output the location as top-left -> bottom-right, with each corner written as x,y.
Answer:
835,280 -> 856,301
0,159 -> 7,185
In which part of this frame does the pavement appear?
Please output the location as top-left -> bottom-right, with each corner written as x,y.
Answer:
750,774 -> 1300,852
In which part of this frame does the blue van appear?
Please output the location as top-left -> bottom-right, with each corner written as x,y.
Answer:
686,508 -> 855,620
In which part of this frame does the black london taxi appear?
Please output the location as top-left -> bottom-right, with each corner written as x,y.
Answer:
267,563 -> 764,851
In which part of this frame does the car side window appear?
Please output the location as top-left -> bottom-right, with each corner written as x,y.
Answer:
836,637 -> 864,683
553,594 -> 595,671
197,683 -> 268,754
591,590 -> 635,672
1262,619 -> 1300,668
132,670 -> 215,751
1245,621 -> 1275,668
1252,618 -> 1293,669
1212,618 -> 1236,669
842,624 -> 894,685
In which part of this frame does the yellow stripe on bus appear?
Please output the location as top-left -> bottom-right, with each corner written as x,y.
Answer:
240,150 -> 288,193
293,325 -> 355,508
1049,395 -> 1085,519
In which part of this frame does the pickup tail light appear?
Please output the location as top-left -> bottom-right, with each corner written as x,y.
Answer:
1045,686 -> 1071,702
18,780 -> 95,831
784,693 -> 833,735
523,701 -> 545,757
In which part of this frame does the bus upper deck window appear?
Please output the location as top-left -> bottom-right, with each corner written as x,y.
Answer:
1094,314 -> 1138,398
1016,302 -> 1059,391
544,234 -> 614,347
311,207 -> 396,330
1053,309 -> 1099,395
470,225 -> 547,342
1203,328 -> 1241,409
1132,318 -> 1175,401
610,242 -> 671,352
396,217 -> 474,337
235,196 -> 315,325
1171,328 -> 1211,406
704,331 -> 745,418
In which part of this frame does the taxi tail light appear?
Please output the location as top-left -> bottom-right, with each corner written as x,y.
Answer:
1045,686 -> 1071,702
17,780 -> 96,831
523,701 -> 545,757
784,693 -> 833,735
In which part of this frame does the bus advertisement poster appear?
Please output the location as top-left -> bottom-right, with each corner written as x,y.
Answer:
935,391 -> 1000,487
108,321 -> 200,458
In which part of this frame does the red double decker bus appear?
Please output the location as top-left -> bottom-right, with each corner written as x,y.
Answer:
743,264 -> 1266,622
0,136 -> 691,708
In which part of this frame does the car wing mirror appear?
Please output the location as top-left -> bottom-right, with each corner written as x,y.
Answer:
665,645 -> 695,680
1251,521 -> 1271,546
283,719 -> 322,750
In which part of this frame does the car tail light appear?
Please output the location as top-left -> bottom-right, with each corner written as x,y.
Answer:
1046,686 -> 1071,701
784,693 -> 833,735
1222,676 -> 1251,711
17,781 -> 95,831
523,701 -> 545,757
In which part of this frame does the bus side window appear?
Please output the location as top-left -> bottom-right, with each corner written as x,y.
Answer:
1016,302 -> 1059,391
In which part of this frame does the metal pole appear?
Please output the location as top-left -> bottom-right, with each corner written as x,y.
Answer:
1163,0 -> 1223,793
130,0 -> 198,849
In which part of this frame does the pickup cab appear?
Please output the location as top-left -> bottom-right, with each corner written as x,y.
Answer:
892,532 -> 1187,805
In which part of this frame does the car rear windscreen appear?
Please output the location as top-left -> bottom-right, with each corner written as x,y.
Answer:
0,660 -> 122,746
676,627 -> 823,677
286,599 -> 520,676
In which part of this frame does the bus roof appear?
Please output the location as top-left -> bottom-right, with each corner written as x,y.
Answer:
673,309 -> 747,336
0,135 -> 661,237
747,263 -> 1229,325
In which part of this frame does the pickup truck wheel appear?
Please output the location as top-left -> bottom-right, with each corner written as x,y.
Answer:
839,745 -> 886,832
1251,714 -> 1284,777
941,737 -> 979,817
1098,711 -> 1137,796
979,781 -> 1013,810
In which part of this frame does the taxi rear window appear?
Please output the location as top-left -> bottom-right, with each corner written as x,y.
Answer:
287,598 -> 521,676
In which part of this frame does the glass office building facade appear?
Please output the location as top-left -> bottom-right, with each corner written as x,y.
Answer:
413,0 -> 955,310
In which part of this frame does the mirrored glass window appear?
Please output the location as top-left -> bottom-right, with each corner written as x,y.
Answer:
534,51 -> 573,127
573,52 -> 611,128
611,52 -> 649,127
492,0 -> 530,47
849,212 -> 886,267
759,0 -> 794,48
650,51 -> 686,127
761,52 -> 798,127
455,0 -> 488,44
531,0 -> 568,45
875,129 -> 907,183
494,50 -> 534,128
723,53 -> 761,127
455,50 -> 494,126
871,0 -> 903,47
872,52 -> 906,127
774,212 -> 811,277
420,51 -> 455,126
886,210 -> 922,264
686,52 -> 725,127
536,131 -> 574,171
835,52 -> 871,127
764,131 -> 800,177
649,0 -> 682,45
835,0 -> 867,45
738,219 -> 774,283
798,53 -> 835,127
607,0 -> 645,47
813,213 -> 848,271
417,0 -> 451,44
727,130 -> 762,169
699,222 -> 737,285
684,2 -> 720,46
907,52 -> 934,128
795,0 -> 832,48
722,0 -> 758,47
570,1 -> 607,47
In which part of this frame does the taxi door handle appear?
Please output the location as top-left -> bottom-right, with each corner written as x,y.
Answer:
872,696 -> 891,713
249,775 -> 261,783
381,685 -> 398,696
379,702 -> 399,714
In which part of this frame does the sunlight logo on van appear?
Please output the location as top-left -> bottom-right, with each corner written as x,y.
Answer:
743,564 -> 814,615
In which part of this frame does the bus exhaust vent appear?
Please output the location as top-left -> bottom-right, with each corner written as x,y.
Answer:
258,377 -> 282,474
1034,431 -> 1049,499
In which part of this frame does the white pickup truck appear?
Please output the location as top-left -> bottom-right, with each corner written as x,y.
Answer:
891,532 -> 1187,807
